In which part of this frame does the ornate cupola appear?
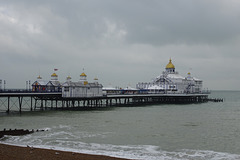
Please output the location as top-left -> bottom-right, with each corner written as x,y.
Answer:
80,72 -> 88,85
66,75 -> 72,82
51,72 -> 58,81
165,58 -> 175,73
94,77 -> 99,84
37,75 -> 42,80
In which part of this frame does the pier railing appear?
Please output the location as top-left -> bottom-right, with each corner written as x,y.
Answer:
0,89 -> 61,93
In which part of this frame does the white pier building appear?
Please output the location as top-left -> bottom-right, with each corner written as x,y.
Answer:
32,72 -> 61,92
136,59 -> 203,94
62,72 -> 103,98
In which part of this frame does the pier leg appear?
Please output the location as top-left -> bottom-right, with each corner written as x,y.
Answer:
72,100 -> 74,107
45,100 -> 47,110
41,99 -> 43,110
51,100 -> 53,109
30,96 -> 33,111
34,99 -> 37,110
18,96 -> 23,113
7,96 -> 10,113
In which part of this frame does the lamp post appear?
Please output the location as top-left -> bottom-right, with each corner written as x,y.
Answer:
29,80 -> 31,91
0,80 -> 2,90
4,80 -> 6,90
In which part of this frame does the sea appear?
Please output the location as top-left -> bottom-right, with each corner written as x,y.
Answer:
1,91 -> 240,160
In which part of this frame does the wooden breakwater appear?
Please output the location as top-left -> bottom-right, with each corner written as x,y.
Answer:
0,129 -> 46,138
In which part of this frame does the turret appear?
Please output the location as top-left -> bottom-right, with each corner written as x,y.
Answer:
165,58 -> 175,73
80,72 -> 88,85
51,73 -> 58,81
66,75 -> 72,82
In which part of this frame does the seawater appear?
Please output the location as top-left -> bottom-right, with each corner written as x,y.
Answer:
1,91 -> 240,160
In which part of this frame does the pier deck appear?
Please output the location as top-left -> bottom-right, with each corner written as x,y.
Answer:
0,90 -> 214,113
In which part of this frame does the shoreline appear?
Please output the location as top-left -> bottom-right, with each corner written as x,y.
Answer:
0,143 -> 132,160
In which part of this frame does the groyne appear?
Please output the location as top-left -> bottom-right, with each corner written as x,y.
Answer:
0,129 -> 46,138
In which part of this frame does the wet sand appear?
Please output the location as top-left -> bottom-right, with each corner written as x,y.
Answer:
0,143 -> 132,160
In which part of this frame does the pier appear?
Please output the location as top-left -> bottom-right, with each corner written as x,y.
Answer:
0,59 -> 221,114
0,89 -> 214,113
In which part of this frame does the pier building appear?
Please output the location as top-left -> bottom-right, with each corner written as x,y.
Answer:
47,72 -> 61,92
136,59 -> 203,94
32,75 -> 48,92
32,72 -> 61,92
62,72 -> 103,98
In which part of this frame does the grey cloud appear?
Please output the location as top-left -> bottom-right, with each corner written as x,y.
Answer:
0,0 -> 240,90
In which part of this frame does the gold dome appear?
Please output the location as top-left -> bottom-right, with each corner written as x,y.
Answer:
80,72 -> 87,77
166,59 -> 175,69
37,75 -> 42,79
51,73 -> 58,77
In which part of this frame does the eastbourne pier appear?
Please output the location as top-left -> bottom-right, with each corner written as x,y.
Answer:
0,59 -> 223,113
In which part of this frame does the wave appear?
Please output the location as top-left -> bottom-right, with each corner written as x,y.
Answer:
1,137 -> 240,160
1,125 -> 240,160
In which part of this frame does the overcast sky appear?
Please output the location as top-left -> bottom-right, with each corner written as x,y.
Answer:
0,0 -> 240,90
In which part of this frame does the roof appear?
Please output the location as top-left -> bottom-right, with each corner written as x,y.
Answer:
123,86 -> 138,90
32,80 -> 48,86
166,59 -> 175,69
193,77 -> 202,81
167,73 -> 185,79
102,87 -> 119,90
47,81 -> 61,86
148,85 -> 164,90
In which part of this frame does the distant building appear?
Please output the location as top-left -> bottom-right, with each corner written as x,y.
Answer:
136,59 -> 203,94
62,72 -> 103,98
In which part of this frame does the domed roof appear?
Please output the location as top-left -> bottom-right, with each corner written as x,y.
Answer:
51,73 -> 58,77
166,59 -> 175,69
80,72 -> 87,77
37,75 -> 42,79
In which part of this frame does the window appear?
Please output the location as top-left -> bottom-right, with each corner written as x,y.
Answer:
64,87 -> 69,92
